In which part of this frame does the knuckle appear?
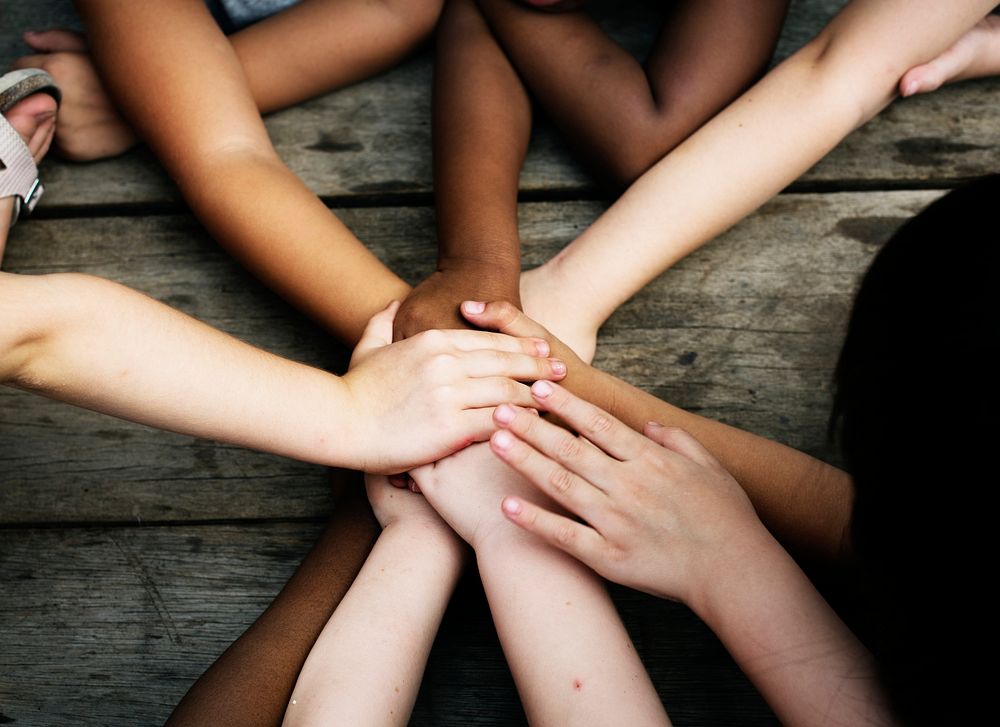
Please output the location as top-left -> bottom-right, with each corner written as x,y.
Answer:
586,412 -> 613,436
556,434 -> 583,461
554,522 -> 577,546
548,466 -> 574,495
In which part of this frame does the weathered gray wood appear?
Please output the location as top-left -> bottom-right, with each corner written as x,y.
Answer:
5,0 -> 995,210
0,191 -> 941,523
0,524 -> 776,726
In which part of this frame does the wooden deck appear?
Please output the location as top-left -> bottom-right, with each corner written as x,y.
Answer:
2,1 -> 998,724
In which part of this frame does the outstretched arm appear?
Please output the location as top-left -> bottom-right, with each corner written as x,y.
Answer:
74,0 -> 409,343
489,386 -> 894,727
526,0 -> 998,345
412,443 -> 670,726
393,0 -> 530,339
283,476 -> 466,727
463,301 -> 853,562
476,0 -> 788,188
0,273 -> 565,474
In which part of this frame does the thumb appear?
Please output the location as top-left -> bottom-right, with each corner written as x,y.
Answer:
461,300 -> 548,339
643,422 -> 719,470
349,300 -> 399,369
23,29 -> 88,53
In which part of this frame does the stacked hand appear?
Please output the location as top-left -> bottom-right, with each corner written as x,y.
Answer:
488,379 -> 766,608
345,301 -> 565,474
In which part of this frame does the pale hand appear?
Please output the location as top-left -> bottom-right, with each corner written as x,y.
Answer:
489,380 -> 768,608
343,302 -> 566,474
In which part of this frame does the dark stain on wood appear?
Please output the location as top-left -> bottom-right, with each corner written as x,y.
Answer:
306,133 -> 364,154
835,216 -> 906,246
677,351 -> 698,366
893,137 -> 989,167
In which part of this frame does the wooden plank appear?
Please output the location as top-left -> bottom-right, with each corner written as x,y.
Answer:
0,190 -> 942,523
5,1 -> 996,209
0,524 -> 776,726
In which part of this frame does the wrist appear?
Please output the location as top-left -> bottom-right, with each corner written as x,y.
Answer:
383,518 -> 469,571
437,255 -> 522,297
687,526 -> 794,628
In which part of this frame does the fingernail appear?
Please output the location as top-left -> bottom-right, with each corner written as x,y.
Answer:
494,404 -> 515,425
646,421 -> 663,429
903,80 -> 918,97
550,360 -> 566,377
532,380 -> 554,398
534,339 -> 550,357
493,430 -> 515,451
463,301 -> 486,314
502,497 -> 522,516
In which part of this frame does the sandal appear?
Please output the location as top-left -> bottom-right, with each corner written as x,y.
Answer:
1,69 -> 62,227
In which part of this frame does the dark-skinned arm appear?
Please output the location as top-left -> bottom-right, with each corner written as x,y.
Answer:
393,0 -> 530,339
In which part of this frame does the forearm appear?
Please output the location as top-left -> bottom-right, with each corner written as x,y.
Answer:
285,521 -> 465,727
695,532 -> 894,727
0,271 -> 363,467
544,0 -> 997,327
568,363 -> 853,563
75,0 -> 408,344
477,532 -> 669,727
433,0 -> 528,294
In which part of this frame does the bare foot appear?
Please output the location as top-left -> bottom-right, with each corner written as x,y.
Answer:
12,29 -> 138,161
520,264 -> 599,364
900,15 -> 1000,97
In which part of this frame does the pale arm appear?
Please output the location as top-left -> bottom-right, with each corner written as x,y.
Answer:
284,478 -> 466,727
489,386 -> 893,727
535,0 -> 998,338
412,444 -> 670,727
0,273 -> 564,474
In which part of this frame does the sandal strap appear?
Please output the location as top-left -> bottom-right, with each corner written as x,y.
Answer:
0,69 -> 59,228
1,111 -> 43,227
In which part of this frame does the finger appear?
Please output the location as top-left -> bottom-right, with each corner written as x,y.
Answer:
500,496 -> 608,568
493,404 -> 616,488
527,381 -> 643,461
461,300 -> 551,341
23,29 -> 89,52
349,300 -> 399,367
643,422 -> 720,470
491,429 -> 609,522
458,378 -> 539,409
429,327 -> 551,357
457,350 -> 566,382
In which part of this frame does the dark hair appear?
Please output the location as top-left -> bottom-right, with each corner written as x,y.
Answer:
831,175 -> 999,725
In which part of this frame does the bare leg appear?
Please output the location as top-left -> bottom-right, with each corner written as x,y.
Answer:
17,0 -> 442,161
477,0 -> 789,189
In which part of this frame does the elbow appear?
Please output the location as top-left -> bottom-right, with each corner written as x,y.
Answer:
793,30 -> 906,132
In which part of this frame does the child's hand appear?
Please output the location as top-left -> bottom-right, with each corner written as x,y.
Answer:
393,269 -> 521,341
365,473 -> 461,546
489,381 -> 769,609
344,301 -> 566,474
411,441 -> 558,551
460,300 -> 589,380
13,29 -> 138,161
